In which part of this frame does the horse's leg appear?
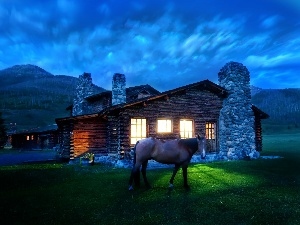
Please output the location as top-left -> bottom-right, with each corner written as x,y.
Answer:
128,163 -> 141,191
182,164 -> 190,189
141,160 -> 151,188
169,164 -> 180,188
134,165 -> 141,187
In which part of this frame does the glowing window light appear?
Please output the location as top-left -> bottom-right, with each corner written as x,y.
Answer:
180,120 -> 193,139
206,122 -> 216,139
131,118 -> 147,145
157,119 -> 172,133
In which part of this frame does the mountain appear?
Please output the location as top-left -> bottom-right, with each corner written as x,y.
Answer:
1,64 -> 299,133
250,85 -> 263,96
0,64 -> 105,132
251,88 -> 300,130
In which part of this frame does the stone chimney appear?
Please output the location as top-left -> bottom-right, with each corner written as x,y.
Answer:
112,73 -> 126,106
218,62 -> 259,160
72,72 -> 94,116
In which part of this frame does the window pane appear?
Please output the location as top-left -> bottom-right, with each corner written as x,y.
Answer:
167,120 -> 171,131
180,120 -> 193,139
206,122 -> 216,140
157,119 -> 172,133
131,119 -> 136,125
131,118 -> 147,145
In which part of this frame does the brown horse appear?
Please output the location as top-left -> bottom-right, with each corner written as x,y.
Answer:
128,135 -> 206,190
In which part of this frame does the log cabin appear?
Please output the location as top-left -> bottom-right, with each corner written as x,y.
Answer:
10,124 -> 59,150
55,62 -> 269,162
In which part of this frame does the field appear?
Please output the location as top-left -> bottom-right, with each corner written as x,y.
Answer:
0,131 -> 300,225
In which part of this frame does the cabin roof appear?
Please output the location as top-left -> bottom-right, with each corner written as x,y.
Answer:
67,84 -> 160,109
85,84 -> 160,102
58,79 -> 227,122
252,105 -> 269,119
98,79 -> 228,115
57,79 -> 269,122
13,124 -> 58,135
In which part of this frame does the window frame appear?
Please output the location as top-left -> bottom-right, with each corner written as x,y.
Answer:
179,119 -> 194,139
157,119 -> 173,133
205,122 -> 216,140
130,118 -> 147,145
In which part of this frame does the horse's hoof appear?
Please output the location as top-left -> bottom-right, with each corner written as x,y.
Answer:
128,186 -> 134,191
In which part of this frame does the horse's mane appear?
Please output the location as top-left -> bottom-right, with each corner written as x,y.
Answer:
178,138 -> 198,152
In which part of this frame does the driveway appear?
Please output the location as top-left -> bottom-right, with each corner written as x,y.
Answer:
0,149 -> 57,166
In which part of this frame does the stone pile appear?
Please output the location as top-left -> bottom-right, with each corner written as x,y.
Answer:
112,73 -> 126,106
218,62 -> 259,160
73,72 -> 94,116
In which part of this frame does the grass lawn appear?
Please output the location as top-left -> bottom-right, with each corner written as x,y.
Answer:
0,132 -> 300,225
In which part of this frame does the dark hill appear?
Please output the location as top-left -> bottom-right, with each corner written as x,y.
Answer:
1,64 -> 299,133
251,88 -> 300,129
0,64 -> 105,132
0,64 -> 53,88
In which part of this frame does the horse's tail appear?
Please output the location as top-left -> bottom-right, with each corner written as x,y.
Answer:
133,141 -> 138,165
133,141 -> 140,187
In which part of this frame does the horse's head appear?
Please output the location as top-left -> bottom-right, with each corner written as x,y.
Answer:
197,135 -> 206,159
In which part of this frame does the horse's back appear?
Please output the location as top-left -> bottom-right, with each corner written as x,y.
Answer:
134,137 -> 194,165
135,138 -> 156,161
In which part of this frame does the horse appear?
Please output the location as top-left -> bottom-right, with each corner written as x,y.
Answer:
128,135 -> 206,191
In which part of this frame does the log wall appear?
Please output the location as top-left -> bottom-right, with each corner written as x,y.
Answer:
107,87 -> 224,156
72,117 -> 108,157
254,116 -> 263,152
56,84 -> 266,160
57,122 -> 73,160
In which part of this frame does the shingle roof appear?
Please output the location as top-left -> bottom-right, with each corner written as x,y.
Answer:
83,84 -> 160,103
98,79 -> 228,115
58,79 -> 269,122
252,105 -> 269,119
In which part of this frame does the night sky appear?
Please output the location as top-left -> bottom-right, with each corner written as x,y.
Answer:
0,0 -> 299,91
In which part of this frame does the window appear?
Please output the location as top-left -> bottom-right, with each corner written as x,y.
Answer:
131,118 -> 147,145
180,120 -> 193,139
157,119 -> 172,133
26,135 -> 34,140
206,122 -> 216,139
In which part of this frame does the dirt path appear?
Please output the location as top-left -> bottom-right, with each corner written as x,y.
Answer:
0,149 -> 57,166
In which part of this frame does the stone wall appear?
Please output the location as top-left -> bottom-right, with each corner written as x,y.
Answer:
112,73 -> 126,106
72,73 -> 94,116
218,62 -> 259,160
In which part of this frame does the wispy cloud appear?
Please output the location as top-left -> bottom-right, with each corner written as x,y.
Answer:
261,15 -> 281,29
0,0 -> 299,90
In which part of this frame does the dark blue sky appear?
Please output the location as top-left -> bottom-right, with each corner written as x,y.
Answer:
0,0 -> 299,91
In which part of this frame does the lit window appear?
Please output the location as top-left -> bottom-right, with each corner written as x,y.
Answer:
206,122 -> 216,139
180,120 -> 193,139
131,118 -> 147,145
26,136 -> 30,141
157,119 -> 172,133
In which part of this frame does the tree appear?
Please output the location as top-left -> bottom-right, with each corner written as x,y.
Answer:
0,112 -> 7,148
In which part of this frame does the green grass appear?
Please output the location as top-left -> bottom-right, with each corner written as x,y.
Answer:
1,132 -> 300,225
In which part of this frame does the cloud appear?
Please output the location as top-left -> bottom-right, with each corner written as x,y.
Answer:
245,53 -> 300,68
251,69 -> 300,88
261,15 -> 281,29
0,0 -> 299,90
56,0 -> 78,15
